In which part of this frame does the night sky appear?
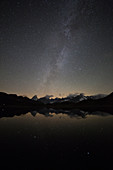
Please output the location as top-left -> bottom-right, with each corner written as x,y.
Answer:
0,0 -> 113,98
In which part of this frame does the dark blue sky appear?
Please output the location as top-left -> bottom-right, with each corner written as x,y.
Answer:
0,0 -> 113,98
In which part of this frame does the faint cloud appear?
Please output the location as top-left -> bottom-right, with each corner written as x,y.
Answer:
44,95 -> 54,99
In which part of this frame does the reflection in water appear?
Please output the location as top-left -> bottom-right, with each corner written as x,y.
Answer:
0,107 -> 112,119
0,108 -> 113,169
31,109 -> 112,119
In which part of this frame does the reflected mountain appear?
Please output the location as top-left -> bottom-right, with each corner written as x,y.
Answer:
30,110 -> 37,117
30,109 -> 112,118
0,106 -> 112,119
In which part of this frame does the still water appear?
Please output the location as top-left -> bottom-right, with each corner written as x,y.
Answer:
0,110 -> 113,169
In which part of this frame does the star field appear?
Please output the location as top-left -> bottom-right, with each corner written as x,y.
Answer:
0,0 -> 113,98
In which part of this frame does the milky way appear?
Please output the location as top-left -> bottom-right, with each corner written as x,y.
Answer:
0,0 -> 113,97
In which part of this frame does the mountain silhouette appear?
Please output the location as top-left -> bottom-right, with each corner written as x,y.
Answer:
75,92 -> 113,107
0,92 -> 44,107
32,95 -> 38,101
0,92 -> 113,113
32,93 -> 107,104
46,92 -> 113,112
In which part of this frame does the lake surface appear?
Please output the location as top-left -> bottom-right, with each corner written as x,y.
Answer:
0,110 -> 113,170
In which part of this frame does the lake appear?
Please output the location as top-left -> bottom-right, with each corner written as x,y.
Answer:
0,109 -> 113,170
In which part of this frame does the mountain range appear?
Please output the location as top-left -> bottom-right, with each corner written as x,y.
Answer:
0,92 -> 113,111
0,92 -> 43,108
48,92 -> 113,111
32,93 -> 107,104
